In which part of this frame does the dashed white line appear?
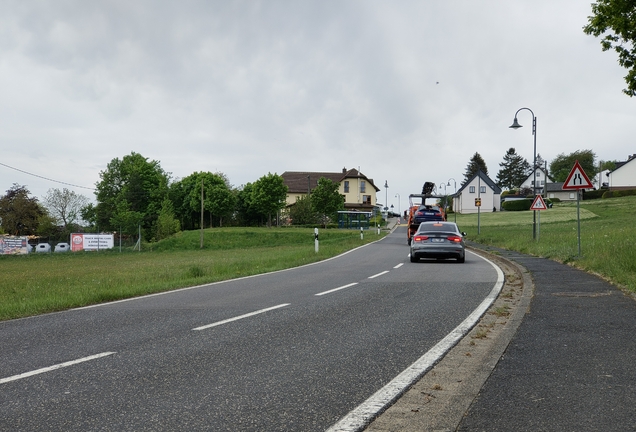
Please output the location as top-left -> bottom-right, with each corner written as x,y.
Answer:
368,271 -> 389,279
0,352 -> 116,385
393,263 -> 403,269
192,303 -> 290,331
315,283 -> 359,296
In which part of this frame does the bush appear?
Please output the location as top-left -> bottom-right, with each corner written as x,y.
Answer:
582,189 -> 605,200
501,199 -> 532,211
602,189 -> 636,199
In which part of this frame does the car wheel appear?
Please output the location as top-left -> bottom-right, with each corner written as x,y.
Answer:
410,254 -> 418,263
407,238 -> 411,246
457,255 -> 465,263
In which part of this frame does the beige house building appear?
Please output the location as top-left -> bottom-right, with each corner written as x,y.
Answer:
281,168 -> 381,212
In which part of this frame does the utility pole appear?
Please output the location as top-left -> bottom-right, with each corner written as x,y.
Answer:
200,178 -> 204,249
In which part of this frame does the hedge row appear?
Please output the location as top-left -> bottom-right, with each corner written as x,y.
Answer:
602,189 -> 636,199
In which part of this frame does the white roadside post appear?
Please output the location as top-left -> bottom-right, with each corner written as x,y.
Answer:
377,224 -> 380,235
360,227 -> 363,240
314,228 -> 319,253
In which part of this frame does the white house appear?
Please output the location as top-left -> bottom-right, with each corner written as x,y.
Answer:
453,170 -> 502,214
608,155 -> 636,190
519,167 -> 551,194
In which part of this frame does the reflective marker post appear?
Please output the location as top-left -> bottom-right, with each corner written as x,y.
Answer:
360,227 -> 363,240
314,228 -> 319,253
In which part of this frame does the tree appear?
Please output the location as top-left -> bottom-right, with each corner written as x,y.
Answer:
0,184 -> 45,235
462,152 -> 488,186
584,0 -> 636,97
153,198 -> 181,240
310,177 -> 344,228
94,152 -> 170,237
43,188 -> 90,231
496,148 -> 531,190
251,173 -> 288,227
169,171 -> 235,230
549,150 -> 597,182
289,195 -> 317,225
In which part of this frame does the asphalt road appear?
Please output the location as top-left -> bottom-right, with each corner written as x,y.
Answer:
1,227 -> 500,431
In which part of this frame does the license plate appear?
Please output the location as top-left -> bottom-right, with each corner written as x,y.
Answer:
431,238 -> 444,242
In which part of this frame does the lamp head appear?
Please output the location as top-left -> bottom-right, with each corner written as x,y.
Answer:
509,118 -> 522,129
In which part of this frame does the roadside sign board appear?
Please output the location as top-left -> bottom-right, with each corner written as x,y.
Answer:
530,195 -> 548,210
563,160 -> 594,190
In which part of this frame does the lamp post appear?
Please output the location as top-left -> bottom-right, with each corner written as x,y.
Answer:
509,107 -> 538,240
394,193 -> 400,218
447,178 -> 457,223
439,182 -> 447,217
384,180 -> 389,215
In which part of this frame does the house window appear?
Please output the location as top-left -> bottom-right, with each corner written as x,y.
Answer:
344,181 -> 349,193
360,181 -> 366,193
469,186 -> 475,193
362,195 -> 371,204
480,186 -> 486,194
569,193 -> 575,199
541,180 -> 545,186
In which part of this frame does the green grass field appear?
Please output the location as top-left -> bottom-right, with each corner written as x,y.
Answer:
0,227 -> 385,321
454,195 -> 636,293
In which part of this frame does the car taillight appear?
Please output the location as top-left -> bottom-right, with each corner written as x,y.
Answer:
447,236 -> 462,243
413,235 -> 428,242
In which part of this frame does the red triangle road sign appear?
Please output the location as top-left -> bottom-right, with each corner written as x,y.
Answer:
562,160 -> 594,190
531,195 -> 548,210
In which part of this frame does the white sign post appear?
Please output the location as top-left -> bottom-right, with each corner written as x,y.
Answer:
530,195 -> 548,241
562,160 -> 594,256
314,228 -> 319,253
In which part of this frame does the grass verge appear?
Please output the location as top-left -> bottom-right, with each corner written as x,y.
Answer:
0,227 -> 386,321
454,195 -> 636,293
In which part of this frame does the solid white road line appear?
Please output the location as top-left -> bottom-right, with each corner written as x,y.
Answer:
192,303 -> 291,331
326,251 -> 505,432
0,352 -> 116,385
315,283 -> 359,296
368,271 -> 389,279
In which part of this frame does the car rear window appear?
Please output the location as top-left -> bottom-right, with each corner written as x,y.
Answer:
417,222 -> 458,233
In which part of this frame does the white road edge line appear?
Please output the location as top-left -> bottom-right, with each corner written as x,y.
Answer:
192,303 -> 290,331
0,352 -> 116,385
326,251 -> 505,432
368,271 -> 389,279
315,283 -> 359,296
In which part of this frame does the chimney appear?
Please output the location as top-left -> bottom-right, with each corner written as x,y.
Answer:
342,167 -> 347,173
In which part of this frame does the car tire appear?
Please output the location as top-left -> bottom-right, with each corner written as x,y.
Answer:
457,255 -> 465,263
410,254 -> 418,263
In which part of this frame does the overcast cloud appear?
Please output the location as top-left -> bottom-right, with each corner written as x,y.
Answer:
1,0 -> 634,211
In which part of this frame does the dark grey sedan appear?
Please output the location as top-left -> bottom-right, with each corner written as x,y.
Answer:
409,221 -> 466,263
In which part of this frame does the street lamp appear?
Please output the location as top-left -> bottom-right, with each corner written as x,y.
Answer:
384,180 -> 389,214
509,107 -> 538,240
447,178 -> 457,223
394,193 -> 400,217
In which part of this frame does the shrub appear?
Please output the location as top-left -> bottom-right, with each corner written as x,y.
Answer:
602,189 -> 636,199
501,199 -> 532,211
582,189 -> 605,200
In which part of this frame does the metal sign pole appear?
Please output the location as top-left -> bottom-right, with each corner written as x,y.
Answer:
577,190 -> 582,257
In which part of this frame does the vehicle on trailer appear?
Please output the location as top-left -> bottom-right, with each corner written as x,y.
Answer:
407,182 -> 448,245
409,221 -> 467,263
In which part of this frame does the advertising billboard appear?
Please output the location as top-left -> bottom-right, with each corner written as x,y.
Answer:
70,233 -> 114,251
0,236 -> 30,255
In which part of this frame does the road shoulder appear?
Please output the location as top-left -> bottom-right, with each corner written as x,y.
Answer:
365,248 -> 534,432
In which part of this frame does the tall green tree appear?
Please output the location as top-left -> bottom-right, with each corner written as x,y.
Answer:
0,184 -> 45,235
289,195 -> 317,225
310,177 -> 344,228
95,152 -> 170,237
251,173 -> 288,227
496,148 -> 531,190
549,150 -> 597,182
462,152 -> 488,186
153,198 -> 181,240
584,0 -> 636,97
235,183 -> 261,226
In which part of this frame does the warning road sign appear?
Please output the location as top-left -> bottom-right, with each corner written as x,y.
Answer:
530,195 -> 548,211
563,160 -> 593,190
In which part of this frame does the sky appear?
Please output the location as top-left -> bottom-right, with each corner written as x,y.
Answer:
1,0 -> 634,213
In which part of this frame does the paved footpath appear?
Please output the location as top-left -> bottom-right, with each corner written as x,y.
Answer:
457,243 -> 636,432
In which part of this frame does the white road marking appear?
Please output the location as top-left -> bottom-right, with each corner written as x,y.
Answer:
368,271 -> 389,279
0,352 -> 116,385
315,283 -> 359,296
192,303 -> 290,331
326,251 -> 505,432
393,263 -> 403,269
